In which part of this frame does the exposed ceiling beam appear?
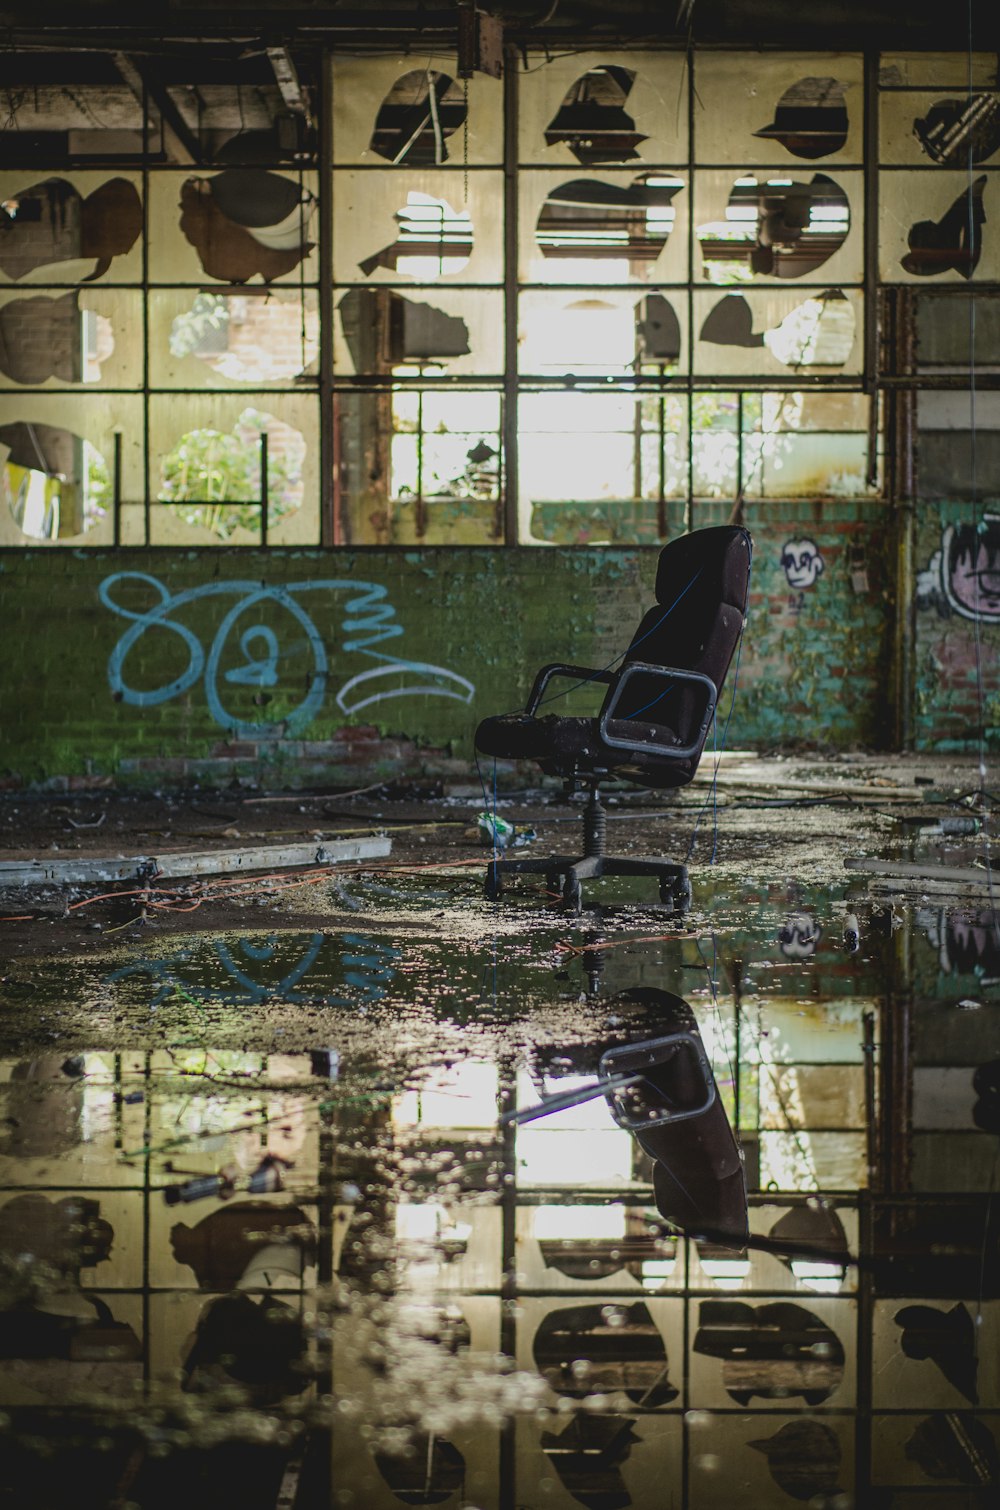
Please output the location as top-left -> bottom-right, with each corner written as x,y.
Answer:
125,55 -> 202,164
266,44 -> 313,127
114,51 -> 197,163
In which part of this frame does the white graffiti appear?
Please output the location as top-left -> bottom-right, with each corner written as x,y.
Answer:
916,515 -> 1000,622
780,538 -> 825,590
99,572 -> 475,738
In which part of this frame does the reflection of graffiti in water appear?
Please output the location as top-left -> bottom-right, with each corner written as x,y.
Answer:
106,932 -> 399,1008
99,572 -> 475,739
778,912 -> 821,959
918,906 -> 1000,986
916,516 -> 1000,622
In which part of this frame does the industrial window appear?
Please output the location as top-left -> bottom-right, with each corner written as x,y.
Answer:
1,47 -> 997,547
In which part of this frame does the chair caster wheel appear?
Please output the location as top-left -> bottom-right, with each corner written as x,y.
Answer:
562,876 -> 582,913
660,876 -> 691,911
485,867 -> 502,902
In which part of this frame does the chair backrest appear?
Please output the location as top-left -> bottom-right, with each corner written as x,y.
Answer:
611,526 -> 752,749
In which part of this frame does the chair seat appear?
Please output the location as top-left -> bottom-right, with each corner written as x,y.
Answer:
476,712 -> 695,785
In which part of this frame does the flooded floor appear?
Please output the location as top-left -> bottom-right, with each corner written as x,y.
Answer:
0,761 -> 998,1508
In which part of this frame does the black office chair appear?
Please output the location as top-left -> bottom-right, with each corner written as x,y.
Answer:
475,525 -> 752,908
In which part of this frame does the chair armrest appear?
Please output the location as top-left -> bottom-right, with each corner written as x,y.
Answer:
598,661 -> 717,760
525,662 -> 615,716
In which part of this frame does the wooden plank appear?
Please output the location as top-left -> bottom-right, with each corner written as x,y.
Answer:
0,835 -> 391,888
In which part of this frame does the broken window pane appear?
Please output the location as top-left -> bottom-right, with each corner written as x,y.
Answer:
334,286 -> 503,377
151,289 -> 319,386
335,387 -> 503,546
520,170 -> 687,285
535,172 -> 683,272
694,288 -> 862,375
519,389 -> 687,544
691,392 -> 741,498
332,55 -> 502,166
518,290 -> 684,378
148,394 -> 318,545
916,290 -> 1000,369
696,170 -> 856,285
0,287 -> 141,389
880,170 -> 998,282
694,54 -> 863,165
0,392 -> 142,546
741,392 -> 877,497
880,89 -> 1000,167
332,170 -> 501,284
759,1131 -> 868,1191
0,172 -> 143,284
149,169 -> 318,285
519,51 -> 689,167
368,70 -> 468,166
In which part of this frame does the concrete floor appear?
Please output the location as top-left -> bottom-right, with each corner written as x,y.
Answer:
0,754 -> 997,1507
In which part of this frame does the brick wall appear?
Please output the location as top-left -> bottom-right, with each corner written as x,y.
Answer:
0,502 -> 893,787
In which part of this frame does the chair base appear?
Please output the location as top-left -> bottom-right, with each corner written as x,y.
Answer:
484,851 -> 691,912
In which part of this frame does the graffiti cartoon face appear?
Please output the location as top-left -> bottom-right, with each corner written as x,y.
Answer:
945,517 -> 1000,619
781,538 -> 825,589
779,912 -> 821,959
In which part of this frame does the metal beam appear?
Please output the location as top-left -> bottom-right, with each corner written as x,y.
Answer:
266,44 -> 314,126
129,57 -> 202,164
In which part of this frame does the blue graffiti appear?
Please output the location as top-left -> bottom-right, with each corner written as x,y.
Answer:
99,573 -> 475,738
106,932 -> 401,1008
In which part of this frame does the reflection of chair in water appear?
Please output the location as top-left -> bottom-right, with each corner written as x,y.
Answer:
476,526 -> 752,909
533,1300 -> 678,1406
511,987 -> 748,1250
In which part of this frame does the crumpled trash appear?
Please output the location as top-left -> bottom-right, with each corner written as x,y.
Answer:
476,812 -> 537,850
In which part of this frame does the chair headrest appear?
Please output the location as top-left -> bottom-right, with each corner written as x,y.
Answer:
655,526 -> 753,611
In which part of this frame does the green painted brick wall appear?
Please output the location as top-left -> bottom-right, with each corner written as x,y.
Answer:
0,503 -> 892,786
912,500 -> 1000,752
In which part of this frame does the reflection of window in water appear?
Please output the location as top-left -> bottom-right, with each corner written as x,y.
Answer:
0,421 -> 108,540
699,174 -> 850,286
360,191 -> 473,279
157,406 -> 305,541
536,174 -> 681,279
515,1070 -> 634,1186
369,70 -> 468,164
169,291 -> 318,383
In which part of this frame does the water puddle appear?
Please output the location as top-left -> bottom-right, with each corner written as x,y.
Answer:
0,879 -> 997,1507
